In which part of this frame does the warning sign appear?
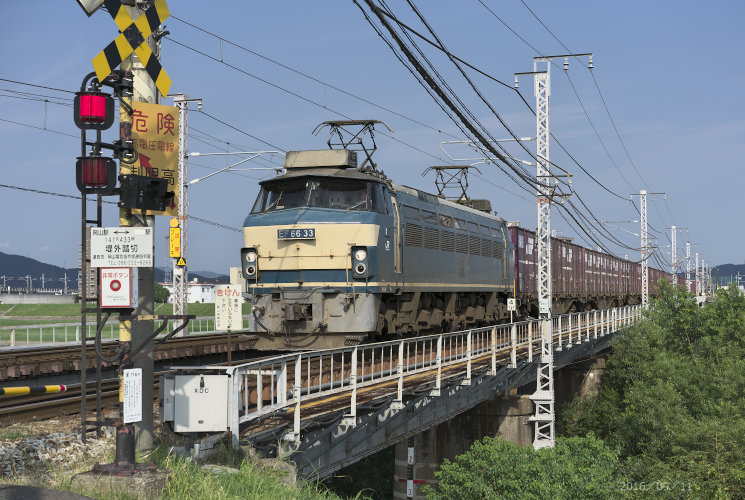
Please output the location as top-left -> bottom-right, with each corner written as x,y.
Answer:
169,227 -> 181,258
215,285 -> 242,331
121,101 -> 180,216
123,368 -> 143,424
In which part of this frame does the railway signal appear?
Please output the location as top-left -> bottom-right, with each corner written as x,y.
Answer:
73,90 -> 114,130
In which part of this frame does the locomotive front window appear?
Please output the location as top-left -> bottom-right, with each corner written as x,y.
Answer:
252,177 -> 386,213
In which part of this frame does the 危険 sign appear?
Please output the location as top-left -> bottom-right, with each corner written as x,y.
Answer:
90,227 -> 153,267
121,101 -> 180,216
215,285 -> 242,331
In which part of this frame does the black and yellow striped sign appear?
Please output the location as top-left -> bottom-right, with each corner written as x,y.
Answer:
92,0 -> 172,97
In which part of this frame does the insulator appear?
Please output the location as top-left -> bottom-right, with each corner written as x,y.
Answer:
563,58 -> 569,71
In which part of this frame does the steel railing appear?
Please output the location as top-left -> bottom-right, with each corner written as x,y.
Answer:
221,305 -> 643,444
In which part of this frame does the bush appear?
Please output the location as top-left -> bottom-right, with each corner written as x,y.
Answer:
424,434 -> 619,499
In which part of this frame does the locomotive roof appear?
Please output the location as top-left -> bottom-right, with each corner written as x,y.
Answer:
259,166 -> 387,185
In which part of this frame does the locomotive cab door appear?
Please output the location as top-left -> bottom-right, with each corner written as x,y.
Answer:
390,195 -> 403,287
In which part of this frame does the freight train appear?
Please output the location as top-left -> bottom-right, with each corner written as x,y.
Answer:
240,149 -> 673,349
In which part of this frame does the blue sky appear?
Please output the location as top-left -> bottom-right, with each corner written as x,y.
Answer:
1,1 -> 743,276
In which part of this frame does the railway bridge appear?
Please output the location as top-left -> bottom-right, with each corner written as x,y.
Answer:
166,305 -> 640,498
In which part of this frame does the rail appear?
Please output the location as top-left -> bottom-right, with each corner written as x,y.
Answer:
214,305 -> 642,445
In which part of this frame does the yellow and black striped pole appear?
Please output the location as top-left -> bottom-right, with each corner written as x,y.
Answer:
0,385 -> 67,397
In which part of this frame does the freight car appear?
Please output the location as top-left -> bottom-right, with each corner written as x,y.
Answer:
240,148 -> 673,349
509,224 -> 670,315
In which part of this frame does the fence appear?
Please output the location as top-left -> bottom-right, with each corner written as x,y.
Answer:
218,305 -> 642,444
0,316 -> 250,348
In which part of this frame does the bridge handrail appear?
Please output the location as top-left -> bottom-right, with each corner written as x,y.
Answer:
211,305 -> 643,444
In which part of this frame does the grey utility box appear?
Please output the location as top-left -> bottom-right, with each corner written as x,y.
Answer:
160,374 -> 229,433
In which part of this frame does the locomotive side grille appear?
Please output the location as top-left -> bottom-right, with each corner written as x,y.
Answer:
405,223 -> 422,247
441,231 -> 455,252
456,234 -> 468,253
493,241 -> 504,259
424,227 -> 439,249
469,236 -> 480,255
481,238 -> 492,257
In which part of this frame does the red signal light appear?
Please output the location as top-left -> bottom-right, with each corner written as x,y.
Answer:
74,91 -> 114,130
80,156 -> 109,186
76,156 -> 116,194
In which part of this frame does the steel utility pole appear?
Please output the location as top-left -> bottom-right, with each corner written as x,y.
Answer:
632,190 -> 664,306
172,94 -> 201,336
686,242 -> 691,282
668,226 -> 688,285
516,52 -> 589,450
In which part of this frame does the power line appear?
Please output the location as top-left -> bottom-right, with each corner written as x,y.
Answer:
0,77 -> 76,94
517,0 -> 648,188
0,116 -> 79,138
0,183 -> 241,232
170,14 -> 460,139
165,35 -> 457,166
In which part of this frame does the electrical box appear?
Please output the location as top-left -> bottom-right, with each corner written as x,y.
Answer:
160,374 -> 229,433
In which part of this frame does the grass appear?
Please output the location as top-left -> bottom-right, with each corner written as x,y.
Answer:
0,429 -> 31,440
52,444 -> 358,500
0,304 -> 14,312
2,304 -> 83,317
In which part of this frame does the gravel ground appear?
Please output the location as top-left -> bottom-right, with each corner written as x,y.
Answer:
0,406 -> 175,485
0,416 -> 115,480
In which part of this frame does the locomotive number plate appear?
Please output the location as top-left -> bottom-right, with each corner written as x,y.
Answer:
277,228 -> 316,240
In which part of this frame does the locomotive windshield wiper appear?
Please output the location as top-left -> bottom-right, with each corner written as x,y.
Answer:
347,199 -> 367,211
264,192 -> 283,212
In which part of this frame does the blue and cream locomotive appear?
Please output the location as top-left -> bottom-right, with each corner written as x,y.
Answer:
241,149 -> 515,349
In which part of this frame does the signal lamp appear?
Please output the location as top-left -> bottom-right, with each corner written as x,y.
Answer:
119,174 -> 175,212
74,91 -> 114,130
76,156 -> 116,195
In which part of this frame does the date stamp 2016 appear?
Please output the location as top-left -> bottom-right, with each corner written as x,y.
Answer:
618,481 -> 693,492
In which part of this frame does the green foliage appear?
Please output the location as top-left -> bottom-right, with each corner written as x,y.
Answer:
323,445 -> 394,500
562,281 -> 745,498
423,434 -> 619,500
154,282 -> 171,303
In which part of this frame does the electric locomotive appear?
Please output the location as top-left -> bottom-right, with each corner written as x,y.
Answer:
240,149 -> 515,349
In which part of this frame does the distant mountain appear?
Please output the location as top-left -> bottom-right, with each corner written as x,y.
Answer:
713,264 -> 745,278
0,252 -> 228,289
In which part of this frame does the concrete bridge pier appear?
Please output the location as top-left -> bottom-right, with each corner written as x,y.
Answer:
392,356 -> 607,499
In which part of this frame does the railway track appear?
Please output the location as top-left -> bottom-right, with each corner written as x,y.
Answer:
0,332 -> 257,381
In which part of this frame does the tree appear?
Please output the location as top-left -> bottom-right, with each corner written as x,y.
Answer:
561,282 -> 745,498
154,282 -> 170,303
424,434 -> 619,500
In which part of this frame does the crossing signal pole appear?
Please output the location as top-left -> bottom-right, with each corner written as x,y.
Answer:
516,52 -> 589,450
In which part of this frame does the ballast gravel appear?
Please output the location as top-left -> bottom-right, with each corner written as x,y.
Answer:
0,429 -> 114,479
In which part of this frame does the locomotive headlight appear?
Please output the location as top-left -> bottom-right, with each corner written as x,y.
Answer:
241,247 -> 258,279
351,246 -> 370,278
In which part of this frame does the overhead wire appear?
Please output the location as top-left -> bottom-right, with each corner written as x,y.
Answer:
164,36 -> 457,166
0,183 -> 241,232
358,0 -> 642,256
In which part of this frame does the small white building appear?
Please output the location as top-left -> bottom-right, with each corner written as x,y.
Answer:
161,278 -> 216,303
